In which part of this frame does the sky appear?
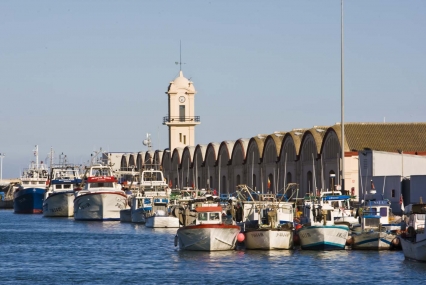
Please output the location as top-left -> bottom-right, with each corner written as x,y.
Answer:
1,0 -> 425,179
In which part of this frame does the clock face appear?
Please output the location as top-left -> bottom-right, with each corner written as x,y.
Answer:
179,96 -> 186,103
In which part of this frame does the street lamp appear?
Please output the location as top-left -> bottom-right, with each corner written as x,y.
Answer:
330,173 -> 336,194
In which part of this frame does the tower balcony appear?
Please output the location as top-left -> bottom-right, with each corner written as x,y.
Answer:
163,116 -> 201,125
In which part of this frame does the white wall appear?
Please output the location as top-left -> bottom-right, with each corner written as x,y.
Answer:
373,151 -> 426,177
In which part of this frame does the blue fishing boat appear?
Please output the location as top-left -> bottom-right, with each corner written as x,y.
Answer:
14,145 -> 49,214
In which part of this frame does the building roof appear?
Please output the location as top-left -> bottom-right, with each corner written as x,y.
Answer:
342,122 -> 426,152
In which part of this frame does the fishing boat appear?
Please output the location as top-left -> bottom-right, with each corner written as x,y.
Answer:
297,195 -> 350,250
351,213 -> 400,250
130,167 -> 169,223
352,200 -> 401,233
399,203 -> 426,261
14,145 -> 49,214
145,196 -> 179,228
320,191 -> 358,226
74,164 -> 128,221
43,164 -> 82,217
236,185 -> 294,250
175,201 -> 240,251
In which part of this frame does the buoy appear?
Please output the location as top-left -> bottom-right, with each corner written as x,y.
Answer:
237,233 -> 245,242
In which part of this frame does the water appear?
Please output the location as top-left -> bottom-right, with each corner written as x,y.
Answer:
0,209 -> 424,284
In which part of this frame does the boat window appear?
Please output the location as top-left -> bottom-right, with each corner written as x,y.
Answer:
55,185 -> 62,190
91,182 -> 114,188
369,208 -> 377,215
209,213 -> 220,220
23,181 -> 29,185
198,213 -> 208,221
63,184 -> 71,189
417,214 -> 425,221
365,217 -> 380,228
380,207 -> 387,217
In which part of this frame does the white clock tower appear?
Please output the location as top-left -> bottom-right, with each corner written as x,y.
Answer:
163,70 -> 200,150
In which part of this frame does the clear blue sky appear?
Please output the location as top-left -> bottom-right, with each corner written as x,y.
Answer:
1,0 -> 425,178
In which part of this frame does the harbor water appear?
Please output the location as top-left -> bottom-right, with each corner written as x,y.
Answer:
0,209 -> 424,284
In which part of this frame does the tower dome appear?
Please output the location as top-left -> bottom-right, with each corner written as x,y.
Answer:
167,71 -> 196,93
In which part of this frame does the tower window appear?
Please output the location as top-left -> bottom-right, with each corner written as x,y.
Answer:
179,133 -> 182,142
184,135 -> 186,144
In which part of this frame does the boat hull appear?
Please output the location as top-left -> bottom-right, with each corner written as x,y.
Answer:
74,192 -> 128,221
120,209 -> 132,222
13,188 -> 45,214
131,208 -> 147,223
177,224 -> 240,251
298,225 -> 349,250
352,231 -> 399,250
244,229 -> 293,250
400,237 -> 426,262
145,215 -> 180,228
0,199 -> 13,209
43,192 -> 75,217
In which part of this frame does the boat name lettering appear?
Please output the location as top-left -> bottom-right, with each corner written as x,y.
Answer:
116,202 -> 125,210
276,232 -> 290,237
299,232 -> 311,239
50,207 -> 63,213
251,233 -> 264,237
80,202 -> 90,209
336,232 -> 347,239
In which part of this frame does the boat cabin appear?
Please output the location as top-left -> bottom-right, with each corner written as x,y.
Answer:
301,201 -> 336,226
241,201 -> 294,228
405,204 -> 426,231
362,200 -> 392,225
195,206 -> 223,225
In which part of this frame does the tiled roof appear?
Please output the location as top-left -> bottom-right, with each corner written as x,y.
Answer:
342,123 -> 426,152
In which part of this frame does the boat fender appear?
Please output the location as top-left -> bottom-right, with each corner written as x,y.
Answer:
174,235 -> 178,247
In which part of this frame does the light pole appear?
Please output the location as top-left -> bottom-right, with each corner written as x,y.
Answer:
330,173 -> 336,194
0,153 -> 5,182
165,149 -> 171,188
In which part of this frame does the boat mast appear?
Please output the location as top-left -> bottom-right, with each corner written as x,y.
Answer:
340,0 -> 345,193
34,145 -> 39,169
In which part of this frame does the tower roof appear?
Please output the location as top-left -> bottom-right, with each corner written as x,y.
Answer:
167,71 -> 196,93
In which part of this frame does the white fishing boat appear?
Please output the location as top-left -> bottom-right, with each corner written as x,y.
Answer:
130,168 -> 169,223
298,196 -> 350,250
320,191 -> 358,226
400,203 -> 426,262
236,185 -> 294,250
145,196 -> 179,228
43,164 -> 82,217
352,200 -> 401,233
175,203 -> 240,251
74,164 -> 128,221
351,214 -> 400,250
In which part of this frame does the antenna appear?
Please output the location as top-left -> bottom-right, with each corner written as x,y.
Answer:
142,133 -> 152,151
175,40 -> 186,71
